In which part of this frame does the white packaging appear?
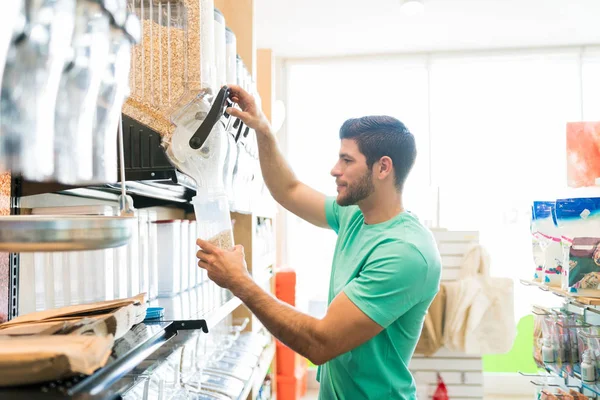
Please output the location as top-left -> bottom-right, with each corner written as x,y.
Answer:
189,220 -> 198,289
180,220 -> 190,292
138,210 -> 150,298
147,211 -> 159,300
156,220 -> 182,297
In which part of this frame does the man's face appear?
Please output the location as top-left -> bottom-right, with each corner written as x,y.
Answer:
330,139 -> 375,207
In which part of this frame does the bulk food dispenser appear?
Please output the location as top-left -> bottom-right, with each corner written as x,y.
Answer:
0,0 -> 77,181
54,0 -> 112,184
124,0 -> 237,251
123,0 -> 216,138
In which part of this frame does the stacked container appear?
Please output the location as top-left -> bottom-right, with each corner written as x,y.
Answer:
156,220 -> 182,297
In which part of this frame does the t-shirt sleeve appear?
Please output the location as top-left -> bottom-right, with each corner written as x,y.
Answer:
325,197 -> 341,233
343,241 -> 429,329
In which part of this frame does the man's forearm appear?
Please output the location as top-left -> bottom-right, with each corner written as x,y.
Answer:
231,276 -> 327,365
255,128 -> 299,205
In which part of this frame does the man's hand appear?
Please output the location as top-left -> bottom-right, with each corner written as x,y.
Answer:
226,84 -> 271,135
196,238 -> 252,293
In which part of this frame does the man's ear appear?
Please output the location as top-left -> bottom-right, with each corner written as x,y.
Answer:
378,156 -> 393,178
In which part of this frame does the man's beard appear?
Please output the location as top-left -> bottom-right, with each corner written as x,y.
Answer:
336,170 -> 375,207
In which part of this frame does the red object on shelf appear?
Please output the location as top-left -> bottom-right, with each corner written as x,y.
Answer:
276,341 -> 295,377
275,268 -> 296,306
432,373 -> 449,400
277,366 -> 307,400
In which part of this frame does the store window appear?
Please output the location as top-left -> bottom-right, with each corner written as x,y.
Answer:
285,57 -> 430,312
284,47 -> 600,319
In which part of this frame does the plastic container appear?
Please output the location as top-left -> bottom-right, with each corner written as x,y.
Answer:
54,0 -> 111,184
156,220 -> 182,297
123,0 -> 215,138
0,0 -> 76,181
138,210 -> 150,298
192,192 -> 234,250
180,220 -> 190,292
126,211 -> 141,297
225,27 -> 237,85
224,127 -> 237,207
30,205 -> 118,306
147,210 -> 159,300
213,9 -> 226,88
189,220 -> 198,288
92,11 -> 140,183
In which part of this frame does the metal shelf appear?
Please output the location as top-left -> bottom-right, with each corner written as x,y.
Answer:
149,287 -> 243,330
0,319 -> 208,400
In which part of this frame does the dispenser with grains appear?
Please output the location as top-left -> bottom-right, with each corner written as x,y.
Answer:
123,0 -> 216,139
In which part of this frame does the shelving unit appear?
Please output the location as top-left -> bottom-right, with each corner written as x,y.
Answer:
521,280 -> 600,398
1,1 -> 278,399
0,319 -> 208,400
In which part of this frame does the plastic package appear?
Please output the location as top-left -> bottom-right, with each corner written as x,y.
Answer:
54,0 -> 111,184
0,0 -> 76,180
532,201 -> 563,287
123,0 -> 215,138
531,206 -> 545,281
92,11 -> 140,183
555,197 -> 600,296
156,220 -> 182,297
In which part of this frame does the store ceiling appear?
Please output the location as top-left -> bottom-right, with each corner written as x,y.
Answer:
254,0 -> 600,58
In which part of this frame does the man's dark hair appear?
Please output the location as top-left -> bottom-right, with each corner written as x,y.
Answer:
339,115 -> 416,190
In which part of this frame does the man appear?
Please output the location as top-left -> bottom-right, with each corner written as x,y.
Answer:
196,84 -> 441,399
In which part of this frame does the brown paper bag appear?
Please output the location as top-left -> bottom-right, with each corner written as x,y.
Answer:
0,335 -> 114,386
0,293 -> 145,328
415,284 -> 446,356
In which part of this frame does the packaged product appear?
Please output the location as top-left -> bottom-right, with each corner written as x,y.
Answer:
555,197 -> 600,296
533,201 -> 563,287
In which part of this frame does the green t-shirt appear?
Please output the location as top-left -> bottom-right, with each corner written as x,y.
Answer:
317,198 -> 442,400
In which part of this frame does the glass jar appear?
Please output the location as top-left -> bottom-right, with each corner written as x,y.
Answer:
0,0 -> 76,181
54,0 -> 112,184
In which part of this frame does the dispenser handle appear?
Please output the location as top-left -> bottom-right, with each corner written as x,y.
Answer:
189,86 -> 231,150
